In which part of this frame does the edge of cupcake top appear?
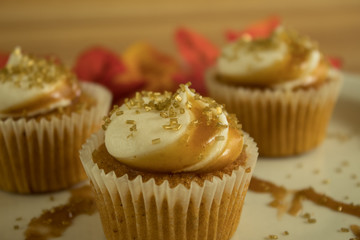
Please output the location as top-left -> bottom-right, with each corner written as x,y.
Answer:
0,47 -> 81,118
103,83 -> 244,173
216,26 -> 330,89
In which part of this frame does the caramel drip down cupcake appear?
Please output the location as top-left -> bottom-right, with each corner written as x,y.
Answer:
206,26 -> 342,157
80,83 -> 258,240
0,48 -> 112,193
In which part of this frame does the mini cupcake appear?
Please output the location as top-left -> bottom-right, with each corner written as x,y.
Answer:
80,83 -> 258,240
0,47 -> 112,193
206,26 -> 342,157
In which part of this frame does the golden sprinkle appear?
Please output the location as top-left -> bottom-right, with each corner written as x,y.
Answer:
145,106 -> 152,112
215,136 -> 225,141
130,125 -> 137,132
126,120 -> 135,124
186,101 -> 192,110
215,106 -> 223,115
245,167 -> 251,173
173,124 -> 182,131
102,125 -> 107,131
267,234 -> 278,239
339,227 -> 349,232
194,93 -> 202,100
302,213 -> 311,219
160,112 -> 168,118
337,206 -> 343,212
163,125 -> 173,130
282,231 -> 289,236
180,84 -> 186,92
127,133 -> 133,139
179,108 -> 185,114
152,138 -> 161,144
170,118 -> 178,125
135,110 -> 140,114
13,225 -> 19,230
175,94 -> 182,102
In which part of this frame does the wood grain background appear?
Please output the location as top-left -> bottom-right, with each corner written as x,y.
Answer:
0,0 -> 359,73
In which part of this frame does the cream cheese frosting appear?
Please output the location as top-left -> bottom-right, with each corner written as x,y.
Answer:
104,84 -> 244,173
216,26 -> 328,89
0,47 -> 80,118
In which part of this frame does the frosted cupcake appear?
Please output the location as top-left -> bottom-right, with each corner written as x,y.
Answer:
0,47 -> 112,193
206,26 -> 342,157
80,83 -> 258,240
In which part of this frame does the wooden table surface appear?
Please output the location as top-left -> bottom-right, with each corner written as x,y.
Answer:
0,0 -> 359,73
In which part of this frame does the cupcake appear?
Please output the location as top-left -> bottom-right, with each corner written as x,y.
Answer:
80,83 -> 258,240
206,26 -> 342,157
0,47 -> 112,193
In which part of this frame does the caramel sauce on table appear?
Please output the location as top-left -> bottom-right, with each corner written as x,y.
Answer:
22,178 -> 359,239
249,177 -> 360,218
24,185 -> 96,240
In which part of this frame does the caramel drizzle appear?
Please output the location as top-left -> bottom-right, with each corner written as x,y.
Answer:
350,225 -> 360,238
249,177 -> 360,218
24,185 -> 96,240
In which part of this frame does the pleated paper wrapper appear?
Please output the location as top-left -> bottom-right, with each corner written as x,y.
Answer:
0,82 -> 112,193
80,130 -> 258,240
206,68 -> 343,157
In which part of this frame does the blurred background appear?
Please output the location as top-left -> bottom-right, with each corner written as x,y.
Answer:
0,0 -> 359,73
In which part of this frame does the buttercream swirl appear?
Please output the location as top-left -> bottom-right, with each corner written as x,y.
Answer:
0,47 -> 80,118
104,84 -> 244,173
216,26 -> 329,89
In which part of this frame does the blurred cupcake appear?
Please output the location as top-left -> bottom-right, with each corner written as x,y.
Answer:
0,47 -> 112,193
80,83 -> 258,240
206,26 -> 342,157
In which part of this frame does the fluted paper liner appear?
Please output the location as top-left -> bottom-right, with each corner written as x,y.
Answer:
80,130 -> 258,240
0,82 -> 112,193
206,68 -> 343,157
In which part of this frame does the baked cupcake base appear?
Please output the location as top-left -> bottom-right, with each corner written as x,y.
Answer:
0,82 -> 112,193
206,68 -> 343,157
80,130 -> 258,240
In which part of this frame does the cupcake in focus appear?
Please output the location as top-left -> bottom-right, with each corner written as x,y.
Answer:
206,26 -> 342,157
80,83 -> 258,240
0,47 -> 112,193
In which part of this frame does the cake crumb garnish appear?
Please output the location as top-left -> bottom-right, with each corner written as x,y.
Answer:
339,227 -> 350,232
245,167 -> 251,173
13,225 -> 19,230
307,218 -> 317,224
267,234 -> 278,239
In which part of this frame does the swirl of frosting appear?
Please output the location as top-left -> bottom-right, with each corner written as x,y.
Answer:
0,47 -> 80,118
104,84 -> 244,173
216,26 -> 329,89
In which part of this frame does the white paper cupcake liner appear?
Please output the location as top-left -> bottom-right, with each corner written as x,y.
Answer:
0,82 -> 112,193
80,130 -> 258,240
206,68 -> 343,157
